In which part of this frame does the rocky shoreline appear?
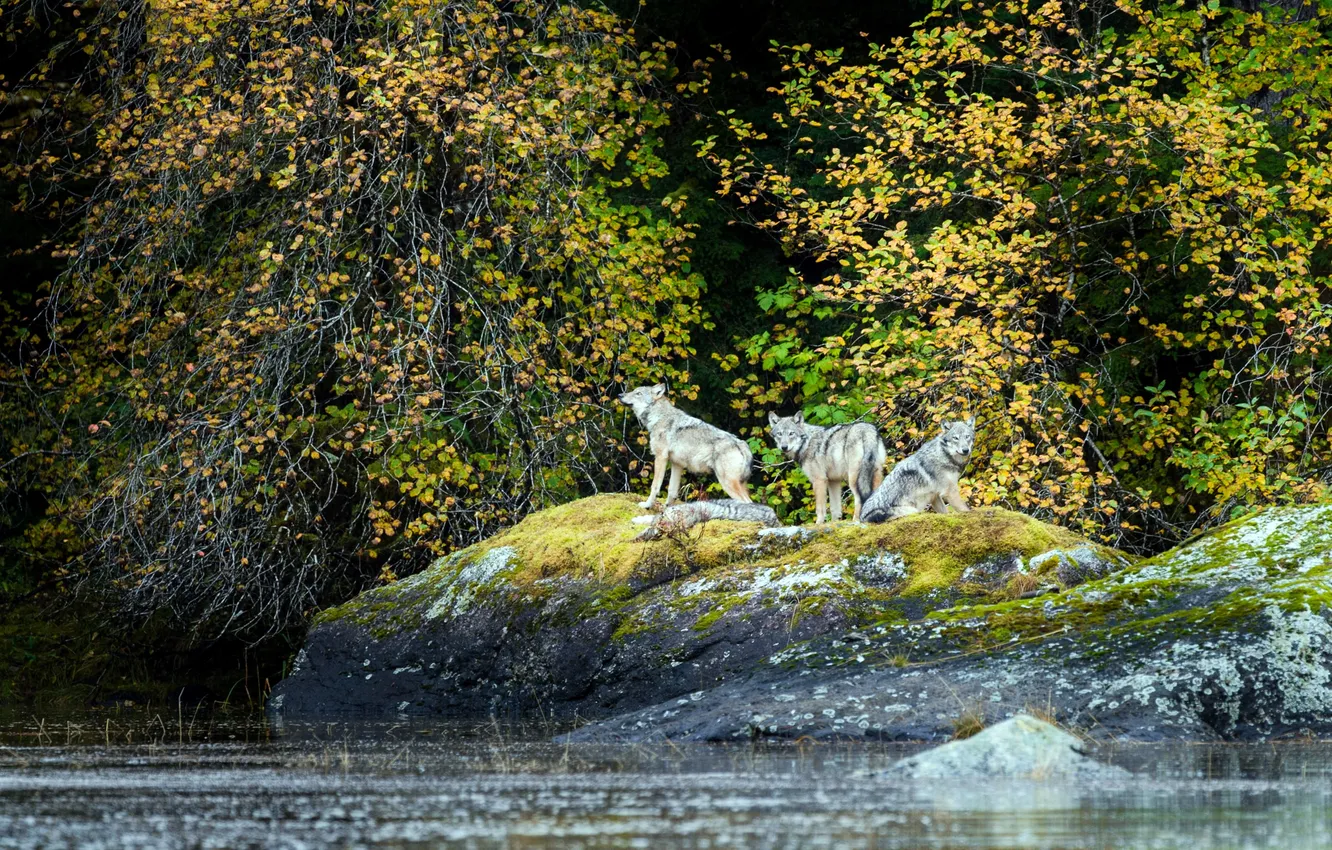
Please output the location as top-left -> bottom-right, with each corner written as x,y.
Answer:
270,496 -> 1332,743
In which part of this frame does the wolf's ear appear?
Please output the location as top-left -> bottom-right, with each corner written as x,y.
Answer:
793,411 -> 804,424
651,383 -> 666,398
768,411 -> 780,424
965,414 -> 977,428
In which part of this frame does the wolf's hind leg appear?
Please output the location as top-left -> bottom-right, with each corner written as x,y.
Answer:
828,481 -> 844,521
851,487 -> 864,522
719,475 -> 751,503
641,454 -> 668,509
716,449 -> 753,503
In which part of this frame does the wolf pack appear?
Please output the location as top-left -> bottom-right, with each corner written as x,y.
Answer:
618,384 -> 977,540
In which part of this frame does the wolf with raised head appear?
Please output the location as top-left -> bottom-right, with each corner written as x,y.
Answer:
767,412 -> 886,523
618,384 -> 753,509
631,499 -> 779,541
861,417 -> 976,523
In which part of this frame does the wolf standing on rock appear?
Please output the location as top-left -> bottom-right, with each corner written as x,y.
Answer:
861,417 -> 976,523
767,413 -> 886,523
618,384 -> 753,508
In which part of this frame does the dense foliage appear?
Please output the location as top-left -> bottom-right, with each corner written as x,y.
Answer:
0,0 -> 704,636
2,0 -> 1331,642
709,0 -> 1332,547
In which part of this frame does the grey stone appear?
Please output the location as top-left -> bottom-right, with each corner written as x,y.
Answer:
566,504 -> 1332,744
883,714 -> 1129,778
271,496 -> 1109,723
272,496 -> 1332,746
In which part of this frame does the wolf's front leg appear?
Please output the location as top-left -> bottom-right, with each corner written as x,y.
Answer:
931,494 -> 949,514
664,463 -> 684,506
944,483 -> 970,512
641,454 -> 668,509
812,477 -> 828,525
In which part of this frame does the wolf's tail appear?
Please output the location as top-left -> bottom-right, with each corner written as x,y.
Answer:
860,501 -> 890,524
632,526 -> 662,542
855,438 -> 886,504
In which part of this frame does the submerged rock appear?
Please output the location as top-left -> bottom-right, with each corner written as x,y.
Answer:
271,494 -> 1115,720
883,714 -> 1128,778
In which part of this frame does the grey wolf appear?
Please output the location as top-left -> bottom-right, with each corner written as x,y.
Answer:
618,384 -> 753,508
632,499 -> 779,541
767,413 -> 886,523
861,417 -> 976,523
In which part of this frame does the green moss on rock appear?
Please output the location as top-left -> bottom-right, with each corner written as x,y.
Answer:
930,503 -> 1332,649
313,494 -> 1129,649
281,498 -> 1332,739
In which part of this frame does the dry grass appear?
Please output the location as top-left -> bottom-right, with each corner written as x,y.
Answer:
1004,571 -> 1042,599
1024,702 -> 1060,726
951,709 -> 986,740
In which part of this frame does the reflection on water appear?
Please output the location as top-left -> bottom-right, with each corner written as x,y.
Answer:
0,712 -> 1330,849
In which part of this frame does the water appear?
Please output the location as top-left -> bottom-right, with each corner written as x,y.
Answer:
1,713 -> 1331,848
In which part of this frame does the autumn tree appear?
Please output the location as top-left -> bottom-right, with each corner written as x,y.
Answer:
708,0 -> 1332,547
0,0 -> 706,636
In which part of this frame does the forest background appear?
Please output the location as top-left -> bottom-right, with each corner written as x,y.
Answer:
1,0 -> 1330,702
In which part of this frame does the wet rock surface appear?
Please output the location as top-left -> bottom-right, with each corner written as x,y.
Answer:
272,496 -> 1332,744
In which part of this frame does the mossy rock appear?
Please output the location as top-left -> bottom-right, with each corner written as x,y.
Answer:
922,503 -> 1332,650
565,503 -> 1332,745
272,494 -> 1128,720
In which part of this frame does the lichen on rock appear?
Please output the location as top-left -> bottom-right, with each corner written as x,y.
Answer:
425,546 -> 519,622
565,503 -> 1332,744
274,494 -> 1118,721
275,494 -> 1332,743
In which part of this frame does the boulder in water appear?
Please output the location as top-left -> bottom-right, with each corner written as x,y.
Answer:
884,714 -> 1129,778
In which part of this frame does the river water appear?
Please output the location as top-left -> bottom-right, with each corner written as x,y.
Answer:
1,713 -> 1330,849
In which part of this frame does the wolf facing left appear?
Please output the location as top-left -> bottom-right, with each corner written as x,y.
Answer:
618,384 -> 753,509
861,417 -> 976,523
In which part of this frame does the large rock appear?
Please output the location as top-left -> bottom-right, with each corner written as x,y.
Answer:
269,494 -> 1119,720
272,495 -> 1332,744
884,714 -> 1128,778
566,503 -> 1332,743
